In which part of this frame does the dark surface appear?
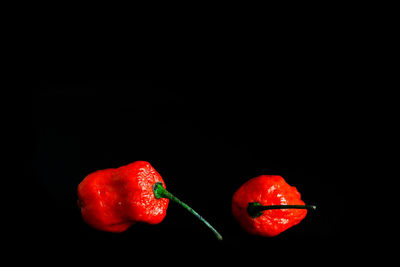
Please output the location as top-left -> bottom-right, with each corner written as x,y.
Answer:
22,79 -> 353,265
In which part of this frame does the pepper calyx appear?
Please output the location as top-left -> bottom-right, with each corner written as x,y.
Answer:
153,182 -> 166,199
247,202 -> 264,218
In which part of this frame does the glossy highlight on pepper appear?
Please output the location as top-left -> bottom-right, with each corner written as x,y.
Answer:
77,161 -> 222,240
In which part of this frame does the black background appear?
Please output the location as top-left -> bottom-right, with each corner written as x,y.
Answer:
21,78 -> 355,265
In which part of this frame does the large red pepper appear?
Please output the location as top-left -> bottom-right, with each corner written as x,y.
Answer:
77,161 -> 222,240
232,175 -> 316,237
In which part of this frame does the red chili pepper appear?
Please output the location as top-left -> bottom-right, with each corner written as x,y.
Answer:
77,161 -> 222,240
232,175 -> 316,237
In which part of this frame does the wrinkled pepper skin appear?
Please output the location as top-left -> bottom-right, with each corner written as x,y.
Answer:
77,161 -> 169,233
232,175 -> 307,237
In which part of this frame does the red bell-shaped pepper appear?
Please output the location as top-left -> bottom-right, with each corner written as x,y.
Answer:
77,161 -> 222,240
232,175 -> 316,237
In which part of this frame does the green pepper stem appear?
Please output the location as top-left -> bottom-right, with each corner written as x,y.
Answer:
153,182 -> 223,241
247,202 -> 317,218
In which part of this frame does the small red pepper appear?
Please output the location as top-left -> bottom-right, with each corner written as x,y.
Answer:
77,161 -> 222,240
232,175 -> 316,237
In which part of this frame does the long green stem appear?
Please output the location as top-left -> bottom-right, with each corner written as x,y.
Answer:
247,202 -> 317,218
153,182 -> 223,241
